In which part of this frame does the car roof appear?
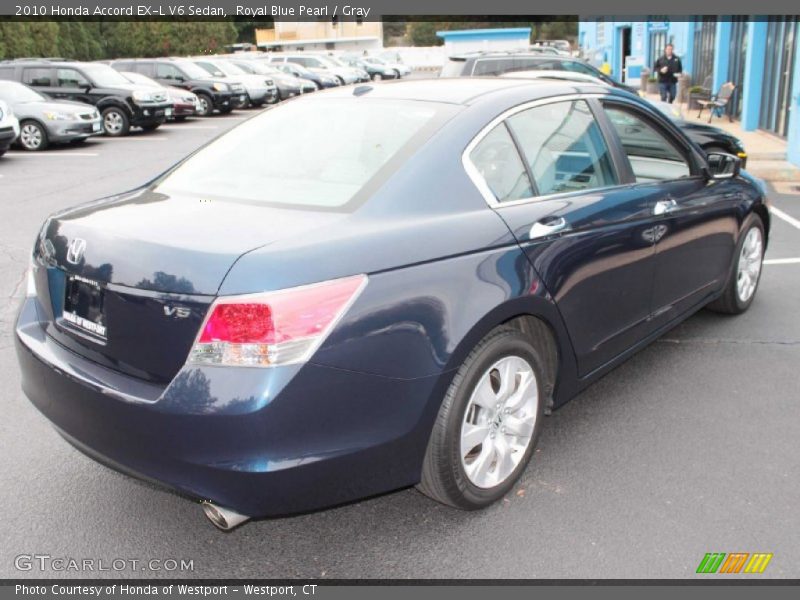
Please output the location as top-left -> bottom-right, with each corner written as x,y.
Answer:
448,52 -> 577,61
318,77 -> 620,106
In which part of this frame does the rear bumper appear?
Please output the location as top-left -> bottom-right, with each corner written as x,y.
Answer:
15,296 -> 443,517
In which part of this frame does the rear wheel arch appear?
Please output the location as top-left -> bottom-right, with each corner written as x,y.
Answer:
443,302 -> 573,414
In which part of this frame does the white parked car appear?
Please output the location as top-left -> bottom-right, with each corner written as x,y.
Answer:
0,99 -> 21,157
363,56 -> 411,78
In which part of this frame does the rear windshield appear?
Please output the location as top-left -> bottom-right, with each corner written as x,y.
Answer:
156,98 -> 450,209
440,59 -> 467,78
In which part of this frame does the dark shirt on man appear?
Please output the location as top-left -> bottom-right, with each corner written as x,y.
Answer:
654,54 -> 683,83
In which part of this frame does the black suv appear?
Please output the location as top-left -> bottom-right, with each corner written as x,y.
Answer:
111,59 -> 246,116
0,60 -> 172,136
440,52 -> 638,94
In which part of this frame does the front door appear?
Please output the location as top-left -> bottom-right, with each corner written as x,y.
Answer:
467,98 -> 660,376
599,100 -> 738,324
52,67 -> 95,104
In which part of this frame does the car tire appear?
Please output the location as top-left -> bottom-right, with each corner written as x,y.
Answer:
371,73 -> 383,81
394,69 -> 402,79
219,106 -> 234,115
101,107 -> 130,137
336,76 -> 345,85
195,93 -> 213,117
707,214 -> 765,314
19,120 -> 49,151
174,116 -> 188,122
140,123 -> 160,132
418,327 -> 547,510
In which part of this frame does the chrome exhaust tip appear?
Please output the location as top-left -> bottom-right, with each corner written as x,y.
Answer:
201,501 -> 250,531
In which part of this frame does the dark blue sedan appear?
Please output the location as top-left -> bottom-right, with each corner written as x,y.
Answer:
16,79 -> 769,530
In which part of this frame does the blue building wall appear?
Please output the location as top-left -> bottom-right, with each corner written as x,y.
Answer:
579,17 -> 800,168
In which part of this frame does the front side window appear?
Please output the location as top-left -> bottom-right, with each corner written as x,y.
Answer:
560,60 -> 597,76
156,99 -> 447,209
507,100 -> 618,196
56,68 -> 90,88
468,124 -> 533,202
156,63 -> 182,80
603,105 -> 692,182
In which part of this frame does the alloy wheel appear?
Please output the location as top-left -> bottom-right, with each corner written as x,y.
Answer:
736,227 -> 763,303
460,355 -> 539,489
20,123 -> 43,150
104,111 -> 124,135
198,97 -> 211,116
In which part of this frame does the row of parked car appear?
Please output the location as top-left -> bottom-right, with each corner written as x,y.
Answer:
0,51 -> 411,154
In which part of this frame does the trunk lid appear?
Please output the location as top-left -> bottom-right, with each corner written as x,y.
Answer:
35,188 -> 345,382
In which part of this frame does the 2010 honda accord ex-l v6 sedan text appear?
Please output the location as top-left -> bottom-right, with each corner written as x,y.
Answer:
16,79 -> 769,530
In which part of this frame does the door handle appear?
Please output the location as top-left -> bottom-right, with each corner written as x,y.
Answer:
529,216 -> 568,240
654,198 -> 678,216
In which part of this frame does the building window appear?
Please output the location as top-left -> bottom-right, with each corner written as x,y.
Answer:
692,17 -> 717,88
759,18 -> 798,137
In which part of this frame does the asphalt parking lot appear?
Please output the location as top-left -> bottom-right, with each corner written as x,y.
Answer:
1,110 -> 799,580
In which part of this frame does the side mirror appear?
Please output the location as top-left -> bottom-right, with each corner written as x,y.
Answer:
706,152 -> 741,179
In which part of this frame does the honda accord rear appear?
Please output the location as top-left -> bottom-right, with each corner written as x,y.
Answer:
16,79 -> 768,529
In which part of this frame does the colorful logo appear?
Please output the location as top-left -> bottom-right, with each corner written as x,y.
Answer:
696,552 -> 773,574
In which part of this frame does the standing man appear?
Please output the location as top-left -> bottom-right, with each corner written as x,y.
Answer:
654,44 -> 682,103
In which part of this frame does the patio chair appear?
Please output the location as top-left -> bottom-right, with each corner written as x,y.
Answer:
688,75 -> 712,109
697,82 -> 736,123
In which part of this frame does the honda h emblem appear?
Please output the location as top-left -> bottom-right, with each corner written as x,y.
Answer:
66,238 -> 87,265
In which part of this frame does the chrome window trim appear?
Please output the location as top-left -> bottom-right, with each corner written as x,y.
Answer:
462,93 -> 635,208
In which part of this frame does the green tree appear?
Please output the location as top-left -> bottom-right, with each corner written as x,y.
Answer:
407,22 -> 443,46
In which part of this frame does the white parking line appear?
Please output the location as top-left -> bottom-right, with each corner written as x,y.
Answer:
102,136 -> 168,141
763,257 -> 800,265
770,206 -> 800,231
5,151 -> 98,157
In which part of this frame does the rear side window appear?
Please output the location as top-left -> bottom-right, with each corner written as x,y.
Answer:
602,105 -> 692,182
472,58 -> 515,76
22,68 -> 52,87
468,124 -> 532,202
515,58 -> 558,72
507,100 -> 618,196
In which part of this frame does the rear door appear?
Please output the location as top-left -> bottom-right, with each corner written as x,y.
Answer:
598,99 -> 737,324
467,97 -> 660,376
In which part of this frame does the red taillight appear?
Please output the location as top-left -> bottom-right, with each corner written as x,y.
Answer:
189,275 -> 367,367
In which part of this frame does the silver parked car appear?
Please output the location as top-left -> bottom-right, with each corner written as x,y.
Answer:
0,80 -> 101,151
